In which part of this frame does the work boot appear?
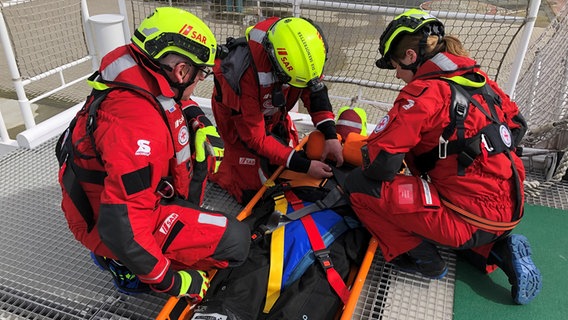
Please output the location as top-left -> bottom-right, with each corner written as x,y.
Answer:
488,234 -> 542,304
391,241 -> 448,279
90,252 -> 150,295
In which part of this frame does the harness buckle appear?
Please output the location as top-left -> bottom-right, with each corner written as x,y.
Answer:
314,249 -> 333,270
156,179 -> 175,199
438,136 -> 448,159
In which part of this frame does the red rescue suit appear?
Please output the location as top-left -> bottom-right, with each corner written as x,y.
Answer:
347,52 -> 526,272
57,44 -> 249,286
210,17 -> 337,203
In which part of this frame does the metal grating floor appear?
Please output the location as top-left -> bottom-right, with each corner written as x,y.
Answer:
352,249 -> 456,320
0,137 -> 564,319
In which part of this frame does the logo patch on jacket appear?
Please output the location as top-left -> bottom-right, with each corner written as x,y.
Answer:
159,213 -> 179,235
178,126 -> 189,145
135,139 -> 151,156
401,99 -> 415,110
239,157 -> 256,165
373,115 -> 390,133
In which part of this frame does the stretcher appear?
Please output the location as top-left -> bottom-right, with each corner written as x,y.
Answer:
155,135 -> 378,320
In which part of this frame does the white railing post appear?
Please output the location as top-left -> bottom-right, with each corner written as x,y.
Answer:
0,6 -> 36,143
118,0 -> 131,44
506,0 -> 542,98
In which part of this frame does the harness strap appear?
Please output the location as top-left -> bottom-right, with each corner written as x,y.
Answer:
263,193 -> 288,313
59,131 -> 98,232
284,186 -> 347,221
287,191 -> 351,304
442,199 -> 520,231
261,176 -> 347,232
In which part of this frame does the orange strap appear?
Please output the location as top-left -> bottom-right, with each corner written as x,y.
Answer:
278,169 -> 327,188
441,199 -> 520,231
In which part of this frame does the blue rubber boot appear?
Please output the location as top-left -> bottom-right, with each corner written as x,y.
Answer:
489,234 -> 542,304
90,252 -> 150,295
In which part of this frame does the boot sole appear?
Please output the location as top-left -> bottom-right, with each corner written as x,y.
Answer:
508,234 -> 542,305
90,252 -> 109,271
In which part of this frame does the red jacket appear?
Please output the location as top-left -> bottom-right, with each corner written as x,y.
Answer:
211,17 -> 336,199
58,44 -> 199,284
365,52 -> 526,223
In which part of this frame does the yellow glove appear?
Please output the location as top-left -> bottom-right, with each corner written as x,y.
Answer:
194,125 -> 224,174
178,270 -> 210,303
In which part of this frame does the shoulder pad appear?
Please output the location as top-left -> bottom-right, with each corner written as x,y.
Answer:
401,83 -> 428,97
220,44 -> 251,96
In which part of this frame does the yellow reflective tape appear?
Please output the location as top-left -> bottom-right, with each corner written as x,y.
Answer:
263,194 -> 288,313
441,74 -> 486,88
87,80 -> 109,91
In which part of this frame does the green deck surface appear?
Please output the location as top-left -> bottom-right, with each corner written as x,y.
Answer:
453,204 -> 568,320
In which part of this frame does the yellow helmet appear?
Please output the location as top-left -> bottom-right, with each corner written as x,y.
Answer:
376,8 -> 444,69
132,7 -> 217,66
265,17 -> 328,88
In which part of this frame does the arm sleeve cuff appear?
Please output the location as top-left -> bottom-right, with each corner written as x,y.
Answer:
183,106 -> 213,133
316,120 -> 337,140
150,269 -> 180,296
288,150 -> 311,173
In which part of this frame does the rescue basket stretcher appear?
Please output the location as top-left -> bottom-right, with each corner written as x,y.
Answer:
154,135 -> 379,320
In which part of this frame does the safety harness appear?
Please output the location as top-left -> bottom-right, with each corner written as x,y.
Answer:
253,169 -> 354,312
414,75 -> 524,230
56,72 -> 180,232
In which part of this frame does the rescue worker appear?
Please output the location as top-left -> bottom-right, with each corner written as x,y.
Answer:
344,9 -> 542,305
56,7 -> 250,300
210,16 -> 344,204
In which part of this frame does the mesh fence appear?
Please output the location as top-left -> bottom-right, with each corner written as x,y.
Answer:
515,2 -> 568,149
125,0 -> 533,124
0,0 -> 538,127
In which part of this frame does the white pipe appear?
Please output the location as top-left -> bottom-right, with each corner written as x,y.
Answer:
28,74 -> 91,104
506,0 -> 542,98
21,57 -> 91,85
16,103 -> 82,149
266,0 -> 523,22
0,7 -> 35,133
0,11 -> 11,142
118,0 -> 131,44
81,0 -> 99,71
88,14 -> 127,64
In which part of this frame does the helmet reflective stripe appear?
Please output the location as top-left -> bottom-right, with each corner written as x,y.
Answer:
101,54 -> 137,82
131,7 -> 217,66
336,119 -> 363,129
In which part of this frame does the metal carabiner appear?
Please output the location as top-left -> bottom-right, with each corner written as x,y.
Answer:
438,136 -> 448,159
156,179 -> 175,199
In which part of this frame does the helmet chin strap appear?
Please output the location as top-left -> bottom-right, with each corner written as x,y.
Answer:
168,67 -> 199,102
399,61 -> 419,74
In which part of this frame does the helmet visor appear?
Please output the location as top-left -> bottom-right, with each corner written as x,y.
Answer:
138,31 -> 212,65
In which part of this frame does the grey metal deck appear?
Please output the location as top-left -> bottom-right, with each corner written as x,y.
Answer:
0,137 -> 560,319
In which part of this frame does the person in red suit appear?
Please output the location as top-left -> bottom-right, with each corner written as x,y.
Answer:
344,8 -> 541,305
56,7 -> 250,300
210,16 -> 343,204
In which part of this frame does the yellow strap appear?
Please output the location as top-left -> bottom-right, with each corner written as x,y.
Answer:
263,193 -> 288,313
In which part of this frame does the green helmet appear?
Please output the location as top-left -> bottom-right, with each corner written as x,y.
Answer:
264,17 -> 328,88
132,7 -> 217,66
376,8 -> 444,69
